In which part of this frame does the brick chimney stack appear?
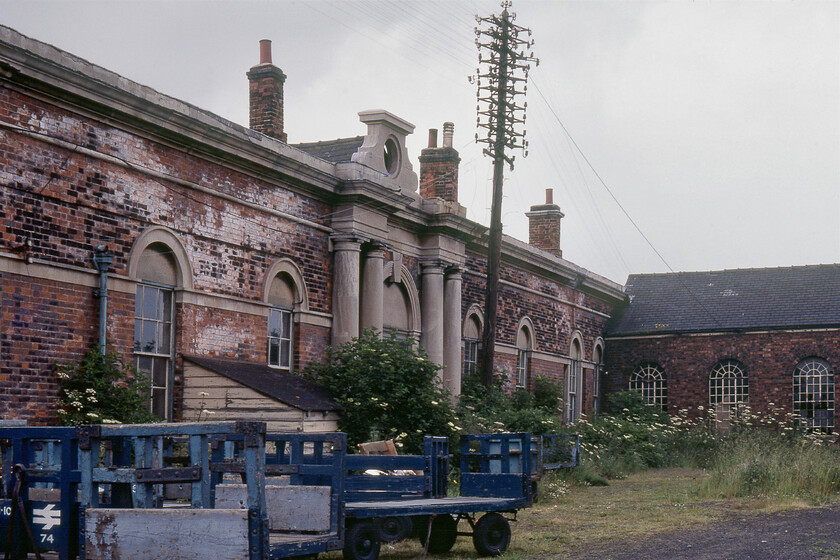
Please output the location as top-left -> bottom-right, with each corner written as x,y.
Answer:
419,122 -> 460,202
526,188 -> 565,257
247,39 -> 287,142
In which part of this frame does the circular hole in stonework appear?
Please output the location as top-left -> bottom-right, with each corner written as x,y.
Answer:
384,138 -> 400,176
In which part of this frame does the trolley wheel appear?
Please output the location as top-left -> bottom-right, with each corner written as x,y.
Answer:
419,514 -> 458,554
472,513 -> 511,557
344,521 -> 381,560
377,516 -> 413,542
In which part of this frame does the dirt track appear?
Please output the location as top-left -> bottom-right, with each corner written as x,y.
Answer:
563,504 -> 840,560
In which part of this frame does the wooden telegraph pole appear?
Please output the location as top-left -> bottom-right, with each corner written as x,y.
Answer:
474,1 -> 538,387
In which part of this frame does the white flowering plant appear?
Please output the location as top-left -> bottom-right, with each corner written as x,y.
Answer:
305,329 -> 454,453
54,346 -> 159,426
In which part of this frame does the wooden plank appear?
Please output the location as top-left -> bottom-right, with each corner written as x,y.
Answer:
215,484 -> 332,532
84,508 -> 249,560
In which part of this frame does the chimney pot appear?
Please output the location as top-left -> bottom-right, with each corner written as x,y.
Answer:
546,188 -> 553,205
259,39 -> 272,64
428,128 -> 438,148
418,122 -> 461,203
442,122 -> 454,148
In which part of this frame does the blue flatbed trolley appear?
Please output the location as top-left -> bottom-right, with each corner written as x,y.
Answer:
1,423 -> 534,560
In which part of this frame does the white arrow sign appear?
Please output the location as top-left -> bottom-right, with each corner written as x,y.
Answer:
33,503 -> 61,531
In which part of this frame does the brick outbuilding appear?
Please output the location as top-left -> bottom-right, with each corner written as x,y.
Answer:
605,265 -> 840,429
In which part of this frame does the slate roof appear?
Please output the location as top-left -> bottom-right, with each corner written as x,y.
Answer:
291,136 -> 365,163
183,356 -> 340,412
606,264 -> 840,337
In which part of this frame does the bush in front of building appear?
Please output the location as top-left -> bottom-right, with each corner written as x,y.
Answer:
456,373 -> 563,435
54,346 -> 159,425
305,329 -> 455,453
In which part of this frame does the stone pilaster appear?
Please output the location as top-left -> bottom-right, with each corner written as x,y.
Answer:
443,266 -> 463,399
420,261 -> 445,369
331,235 -> 362,347
360,241 -> 385,333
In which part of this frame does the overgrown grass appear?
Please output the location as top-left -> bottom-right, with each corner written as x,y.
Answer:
698,428 -> 840,502
568,392 -> 840,503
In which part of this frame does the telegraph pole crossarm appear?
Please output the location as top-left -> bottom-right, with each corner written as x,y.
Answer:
473,1 -> 538,387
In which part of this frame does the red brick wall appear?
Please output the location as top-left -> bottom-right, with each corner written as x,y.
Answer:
1,85 -> 332,423
247,65 -> 287,142
462,249 -> 617,405
527,206 -> 563,257
604,330 -> 840,423
418,147 -> 459,202
0,273 -> 95,424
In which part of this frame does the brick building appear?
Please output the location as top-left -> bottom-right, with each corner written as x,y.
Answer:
604,265 -> 840,429
0,28 -> 625,427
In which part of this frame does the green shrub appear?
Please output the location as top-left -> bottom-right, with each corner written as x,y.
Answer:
54,346 -> 158,425
456,373 -> 562,435
305,329 -> 454,453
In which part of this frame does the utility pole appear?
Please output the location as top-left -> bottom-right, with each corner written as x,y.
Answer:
474,1 -> 537,387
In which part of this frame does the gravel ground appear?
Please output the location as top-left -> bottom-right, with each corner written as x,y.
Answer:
562,505 -> 840,560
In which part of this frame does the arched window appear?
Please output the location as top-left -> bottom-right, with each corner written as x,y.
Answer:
709,359 -> 748,415
132,241 -> 180,420
265,259 -> 307,372
462,309 -> 483,379
516,323 -> 533,388
567,335 -> 583,422
793,357 -> 835,431
267,274 -> 296,371
630,362 -> 667,410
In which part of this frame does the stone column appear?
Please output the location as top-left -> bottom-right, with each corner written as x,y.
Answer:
360,241 -> 385,334
420,261 -> 445,370
331,235 -> 362,347
443,266 -> 463,399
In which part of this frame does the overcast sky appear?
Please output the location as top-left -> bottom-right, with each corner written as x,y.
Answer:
2,0 -> 837,283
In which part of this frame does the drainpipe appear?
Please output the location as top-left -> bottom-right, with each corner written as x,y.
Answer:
92,246 -> 113,355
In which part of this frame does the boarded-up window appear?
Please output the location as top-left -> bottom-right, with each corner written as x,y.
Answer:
383,281 -> 411,338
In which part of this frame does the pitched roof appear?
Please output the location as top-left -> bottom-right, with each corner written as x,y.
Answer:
291,136 -> 364,163
606,264 -> 840,337
183,356 -> 340,412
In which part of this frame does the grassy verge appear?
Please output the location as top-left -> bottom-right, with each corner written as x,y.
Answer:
325,468 -> 828,560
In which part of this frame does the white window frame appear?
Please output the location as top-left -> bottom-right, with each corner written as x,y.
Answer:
268,307 -> 294,371
709,359 -> 748,416
517,348 -> 530,388
793,357 -> 835,431
630,362 -> 667,410
134,283 -> 174,420
463,338 -> 480,379
568,359 -> 581,422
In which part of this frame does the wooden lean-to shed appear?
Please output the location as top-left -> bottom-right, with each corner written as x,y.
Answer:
183,356 -> 341,432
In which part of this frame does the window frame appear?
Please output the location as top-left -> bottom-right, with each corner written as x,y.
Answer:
133,282 -> 175,421
709,359 -> 748,416
463,338 -> 480,379
793,357 -> 835,431
517,348 -> 531,388
567,358 -> 581,422
267,306 -> 294,371
629,362 -> 667,410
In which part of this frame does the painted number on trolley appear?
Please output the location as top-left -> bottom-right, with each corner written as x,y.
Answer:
41,533 -> 54,544
1,505 -> 11,516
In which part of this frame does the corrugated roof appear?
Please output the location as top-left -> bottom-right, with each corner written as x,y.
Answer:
291,136 -> 364,163
183,356 -> 340,412
606,264 -> 840,336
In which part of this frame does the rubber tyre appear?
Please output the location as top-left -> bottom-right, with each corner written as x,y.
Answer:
472,513 -> 511,557
344,521 -> 381,560
377,516 -> 413,543
419,514 -> 458,554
